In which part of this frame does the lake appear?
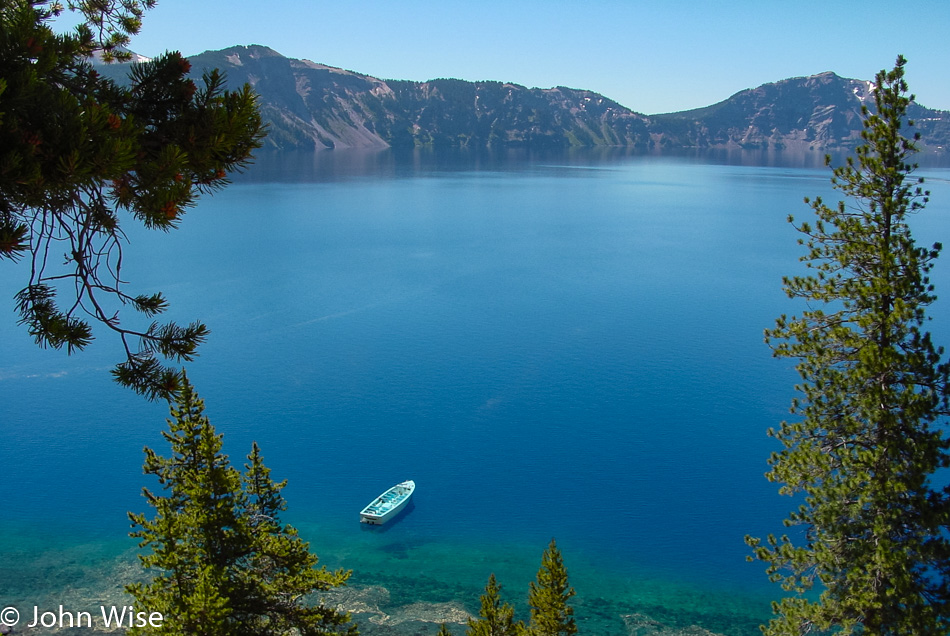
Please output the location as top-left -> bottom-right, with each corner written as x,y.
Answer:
3,148 -> 950,635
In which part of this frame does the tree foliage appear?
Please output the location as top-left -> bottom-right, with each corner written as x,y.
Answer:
746,55 -> 950,634
466,573 -> 525,636
526,539 -> 576,636
127,377 -> 357,635
441,541 -> 574,636
1,0 -> 264,400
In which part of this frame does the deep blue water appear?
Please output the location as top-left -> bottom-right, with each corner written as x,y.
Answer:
3,149 -> 950,633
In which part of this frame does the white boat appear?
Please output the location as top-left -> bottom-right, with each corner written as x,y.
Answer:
360,480 -> 415,525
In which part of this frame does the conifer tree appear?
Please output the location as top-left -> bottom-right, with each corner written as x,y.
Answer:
746,56 -> 950,634
467,573 -> 525,636
127,377 -> 357,635
1,0 -> 264,400
526,540 -> 576,636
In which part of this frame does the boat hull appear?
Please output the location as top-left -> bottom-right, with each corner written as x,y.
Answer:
360,496 -> 411,524
359,480 -> 415,525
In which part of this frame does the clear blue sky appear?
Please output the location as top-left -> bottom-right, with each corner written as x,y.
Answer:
104,0 -> 950,114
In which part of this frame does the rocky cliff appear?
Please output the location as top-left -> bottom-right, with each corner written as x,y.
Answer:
97,45 -> 950,153
184,46 -> 659,151
655,71 -> 950,152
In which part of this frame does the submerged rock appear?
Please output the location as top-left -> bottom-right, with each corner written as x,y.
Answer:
321,585 -> 391,618
622,612 -> 722,636
323,584 -> 471,634
370,600 -> 470,627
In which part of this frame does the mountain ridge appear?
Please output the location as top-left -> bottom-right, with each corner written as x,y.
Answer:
655,70 -> 949,152
96,45 -> 950,153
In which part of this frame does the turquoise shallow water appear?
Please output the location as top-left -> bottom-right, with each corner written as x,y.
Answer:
3,149 -> 950,634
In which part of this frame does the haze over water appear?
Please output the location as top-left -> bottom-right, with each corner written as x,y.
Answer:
4,149 -> 950,634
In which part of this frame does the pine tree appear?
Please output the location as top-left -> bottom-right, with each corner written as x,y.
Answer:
1,1 -> 264,400
746,55 -> 950,634
127,377 -> 357,635
467,573 -> 525,636
526,540 -> 576,636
